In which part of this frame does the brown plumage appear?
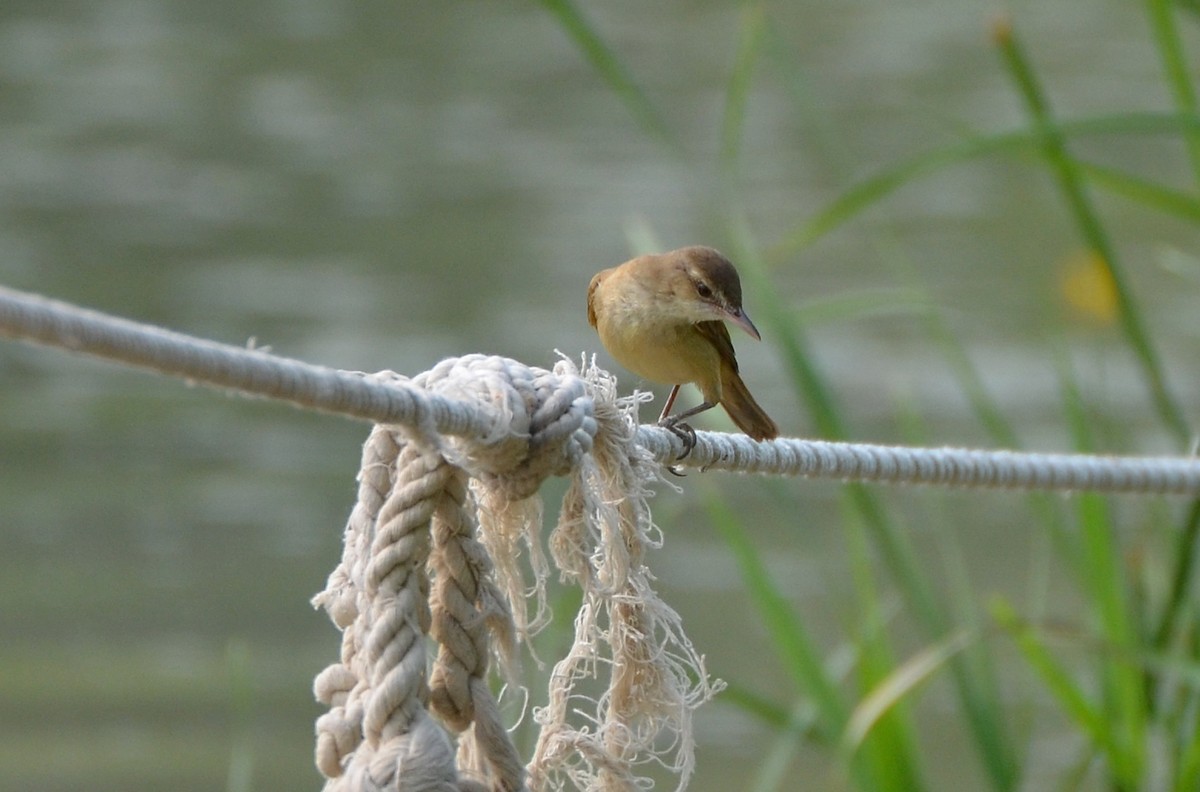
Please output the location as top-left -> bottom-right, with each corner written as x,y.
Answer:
587,245 -> 778,441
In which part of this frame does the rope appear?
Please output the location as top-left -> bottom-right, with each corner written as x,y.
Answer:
4,283 -> 1200,790
1,284 -> 1198,495
639,428 -> 1200,494
311,359 -> 715,791
0,285 -> 497,437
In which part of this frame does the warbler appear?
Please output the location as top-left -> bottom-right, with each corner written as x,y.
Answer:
587,245 -> 778,450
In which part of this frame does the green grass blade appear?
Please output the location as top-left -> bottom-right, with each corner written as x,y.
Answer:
728,226 -> 939,627
1054,343 -> 1097,456
757,18 -> 1072,607
536,0 -> 679,150
1178,704 -> 1200,792
770,112 -> 1200,262
1077,493 -> 1145,786
1145,0 -> 1200,184
729,227 -> 846,442
993,16 -> 1189,445
1056,348 -> 1146,784
730,222 -> 1019,789
991,598 -> 1111,750
731,225 -> 957,639
1067,166 -> 1200,712
842,496 -> 928,792
843,631 -> 970,756
746,696 -> 828,792
1153,499 -> 1200,649
719,681 -> 793,730
720,1 -> 767,175
919,311 -> 1075,587
850,633 -> 927,792
769,131 -> 1016,259
703,490 -> 847,739
1080,161 -> 1200,222
707,489 -> 921,791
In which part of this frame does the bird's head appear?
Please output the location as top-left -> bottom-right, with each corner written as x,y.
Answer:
662,246 -> 762,339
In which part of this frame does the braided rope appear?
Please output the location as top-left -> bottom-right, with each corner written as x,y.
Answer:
427,466 -> 525,788
308,356 -> 718,791
638,428 -> 1200,493
314,437 -> 457,790
313,426 -> 398,779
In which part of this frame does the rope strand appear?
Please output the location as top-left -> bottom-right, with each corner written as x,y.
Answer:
1,284 -> 1197,495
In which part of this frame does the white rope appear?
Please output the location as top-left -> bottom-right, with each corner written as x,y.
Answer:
0,285 -> 497,437
311,358 -> 717,791
639,428 -> 1200,495
1,284 -> 1197,495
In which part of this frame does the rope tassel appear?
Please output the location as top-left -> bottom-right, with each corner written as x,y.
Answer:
311,356 -> 718,792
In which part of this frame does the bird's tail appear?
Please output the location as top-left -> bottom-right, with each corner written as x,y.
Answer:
720,364 -> 779,441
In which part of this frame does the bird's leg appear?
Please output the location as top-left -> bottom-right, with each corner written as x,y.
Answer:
656,393 -> 717,462
656,386 -> 693,470
666,400 -> 718,424
657,385 -> 681,424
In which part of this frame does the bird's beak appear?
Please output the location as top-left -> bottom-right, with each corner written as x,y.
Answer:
725,306 -> 762,341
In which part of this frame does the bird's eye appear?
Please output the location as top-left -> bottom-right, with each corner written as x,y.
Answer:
694,281 -> 714,300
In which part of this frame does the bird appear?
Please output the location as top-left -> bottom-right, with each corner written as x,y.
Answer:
587,245 -> 778,454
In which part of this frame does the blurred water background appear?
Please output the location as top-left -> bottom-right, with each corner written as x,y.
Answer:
1,1 -> 1198,790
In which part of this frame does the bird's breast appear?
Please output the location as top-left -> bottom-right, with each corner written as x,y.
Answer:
595,295 -> 720,388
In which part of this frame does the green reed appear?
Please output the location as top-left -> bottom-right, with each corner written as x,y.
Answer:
545,2 -> 1199,789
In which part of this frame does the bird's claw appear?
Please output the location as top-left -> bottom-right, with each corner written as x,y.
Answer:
658,418 -> 697,462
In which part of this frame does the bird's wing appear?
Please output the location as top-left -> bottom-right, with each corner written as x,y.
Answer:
693,320 -> 739,374
586,270 -> 608,329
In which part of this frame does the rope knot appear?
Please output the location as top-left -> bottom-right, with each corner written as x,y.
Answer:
411,354 -> 596,499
